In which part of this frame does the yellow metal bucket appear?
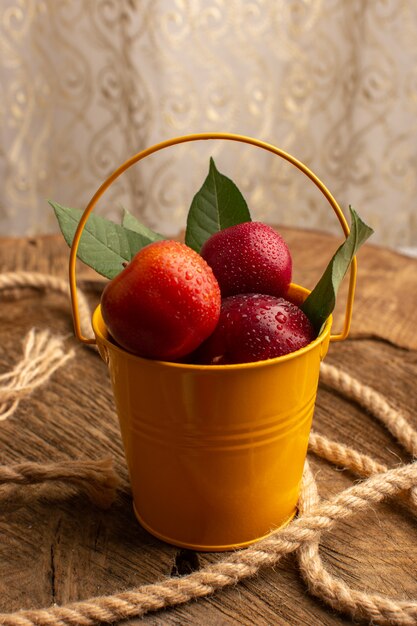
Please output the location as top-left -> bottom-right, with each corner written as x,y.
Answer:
69,134 -> 356,551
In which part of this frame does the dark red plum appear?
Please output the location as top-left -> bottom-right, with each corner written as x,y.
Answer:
200,222 -> 292,298
193,293 -> 315,365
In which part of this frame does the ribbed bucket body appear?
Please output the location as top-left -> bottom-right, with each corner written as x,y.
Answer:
93,284 -> 331,551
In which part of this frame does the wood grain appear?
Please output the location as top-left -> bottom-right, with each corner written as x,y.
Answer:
0,231 -> 416,625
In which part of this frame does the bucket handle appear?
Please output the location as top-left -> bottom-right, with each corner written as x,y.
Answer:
69,132 -> 356,345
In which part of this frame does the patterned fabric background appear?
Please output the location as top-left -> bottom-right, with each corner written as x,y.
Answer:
1,0 -> 416,252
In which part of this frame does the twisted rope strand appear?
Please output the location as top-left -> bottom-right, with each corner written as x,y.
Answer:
321,362 -> 417,456
0,330 -> 74,420
301,364 -> 417,625
0,330 -> 72,390
0,459 -> 119,509
0,272 -> 92,338
319,362 -> 417,509
0,272 -> 95,421
309,430 -> 387,476
297,464 -> 417,626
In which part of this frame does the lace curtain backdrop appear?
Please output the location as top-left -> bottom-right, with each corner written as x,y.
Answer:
1,0 -> 416,253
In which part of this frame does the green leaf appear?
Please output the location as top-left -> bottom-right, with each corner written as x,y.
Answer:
50,201 -> 159,279
301,206 -> 374,333
122,208 -> 165,242
185,157 -> 251,252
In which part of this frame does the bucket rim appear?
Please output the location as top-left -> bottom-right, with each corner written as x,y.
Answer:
91,283 -> 333,371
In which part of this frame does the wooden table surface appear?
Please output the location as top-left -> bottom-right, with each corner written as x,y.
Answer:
0,228 -> 416,625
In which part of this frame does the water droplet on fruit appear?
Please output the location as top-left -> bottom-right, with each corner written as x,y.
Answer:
275,312 -> 287,324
